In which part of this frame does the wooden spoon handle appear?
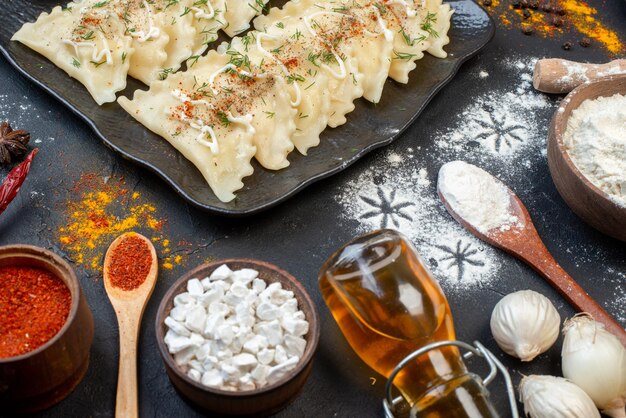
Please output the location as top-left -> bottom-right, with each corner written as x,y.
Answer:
115,309 -> 140,418
533,58 -> 626,94
520,243 -> 626,346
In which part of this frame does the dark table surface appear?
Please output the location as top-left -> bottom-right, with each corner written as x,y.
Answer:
0,1 -> 624,417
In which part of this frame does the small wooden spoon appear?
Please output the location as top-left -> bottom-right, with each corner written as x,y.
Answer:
104,232 -> 158,418
437,173 -> 626,346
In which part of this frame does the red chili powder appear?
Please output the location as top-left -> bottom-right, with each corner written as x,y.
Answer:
0,266 -> 72,358
108,235 -> 152,291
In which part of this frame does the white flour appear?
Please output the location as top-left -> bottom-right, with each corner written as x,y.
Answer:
556,61 -> 626,88
335,162 -> 501,291
435,59 -> 551,158
563,93 -> 626,207
437,161 -> 521,234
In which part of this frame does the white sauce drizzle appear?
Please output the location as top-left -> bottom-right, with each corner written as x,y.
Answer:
384,0 -> 418,17
303,13 -> 347,80
63,31 -> 113,66
191,1 -> 216,19
256,32 -> 302,107
208,64 -> 255,95
128,1 -> 161,42
170,88 -> 256,154
366,6 -> 394,42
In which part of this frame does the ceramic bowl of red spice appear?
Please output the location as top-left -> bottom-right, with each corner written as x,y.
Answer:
0,244 -> 94,413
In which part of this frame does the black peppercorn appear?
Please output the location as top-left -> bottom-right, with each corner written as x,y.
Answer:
579,38 -> 591,47
552,16 -> 563,27
562,42 -> 572,50
522,26 -> 534,35
483,0 -> 492,6
512,0 -> 522,8
555,6 -> 566,15
529,0 -> 539,9
542,3 -> 552,12
523,9 -> 531,18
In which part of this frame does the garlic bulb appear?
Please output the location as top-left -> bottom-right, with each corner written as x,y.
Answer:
519,375 -> 600,418
562,314 -> 626,418
490,290 -> 560,361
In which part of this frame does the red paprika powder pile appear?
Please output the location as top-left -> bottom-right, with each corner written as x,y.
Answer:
108,235 -> 152,291
0,266 -> 71,358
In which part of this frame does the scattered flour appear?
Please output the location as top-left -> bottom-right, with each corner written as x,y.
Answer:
437,161 -> 522,234
435,58 -> 553,158
563,93 -> 626,207
335,57 -> 555,292
556,61 -> 626,88
335,163 -> 500,290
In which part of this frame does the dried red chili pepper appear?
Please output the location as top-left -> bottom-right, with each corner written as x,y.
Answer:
0,148 -> 38,216
108,235 -> 152,291
0,266 -> 71,358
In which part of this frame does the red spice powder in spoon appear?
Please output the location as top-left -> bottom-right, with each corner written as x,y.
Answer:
107,235 -> 152,291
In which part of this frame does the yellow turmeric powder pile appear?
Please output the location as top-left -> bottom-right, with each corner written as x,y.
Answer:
58,174 -> 183,272
485,0 -> 624,54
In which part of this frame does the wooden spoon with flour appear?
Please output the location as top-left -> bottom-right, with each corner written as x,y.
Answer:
437,161 -> 626,346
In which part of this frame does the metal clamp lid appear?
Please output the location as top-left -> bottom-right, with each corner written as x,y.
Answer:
383,340 -> 519,418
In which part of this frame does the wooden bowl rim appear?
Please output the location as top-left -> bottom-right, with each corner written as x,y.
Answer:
155,258 -> 320,398
550,73 -> 626,213
0,244 -> 81,363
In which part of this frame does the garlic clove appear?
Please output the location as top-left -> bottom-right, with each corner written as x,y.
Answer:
519,375 -> 601,418
490,290 -> 560,361
561,314 -> 626,418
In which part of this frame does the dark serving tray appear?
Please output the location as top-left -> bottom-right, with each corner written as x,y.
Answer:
0,0 -> 494,215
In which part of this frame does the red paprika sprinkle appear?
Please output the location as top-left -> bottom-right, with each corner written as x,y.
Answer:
0,266 -> 71,358
108,235 -> 152,291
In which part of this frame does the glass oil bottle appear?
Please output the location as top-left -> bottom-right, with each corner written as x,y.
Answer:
319,230 -> 500,418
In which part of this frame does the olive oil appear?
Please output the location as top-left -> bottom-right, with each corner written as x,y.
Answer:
319,230 -> 499,417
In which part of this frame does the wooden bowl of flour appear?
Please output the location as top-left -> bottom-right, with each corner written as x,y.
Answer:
547,74 -> 626,242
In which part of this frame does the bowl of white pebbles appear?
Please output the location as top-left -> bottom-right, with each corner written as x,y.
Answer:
547,73 -> 626,242
155,259 -> 320,416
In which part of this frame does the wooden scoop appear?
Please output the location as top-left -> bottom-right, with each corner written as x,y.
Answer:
437,169 -> 626,346
533,58 -> 626,94
104,232 -> 158,418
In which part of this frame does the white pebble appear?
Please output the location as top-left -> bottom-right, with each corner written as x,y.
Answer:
174,347 -> 196,366
165,317 -> 191,337
252,278 -> 267,294
163,265 -> 310,392
185,306 -> 207,333
173,292 -> 195,307
210,264 -> 233,281
187,369 -> 202,382
197,287 -> 223,307
256,302 -> 281,321
284,335 -> 307,358
239,374 -> 256,391
232,268 -> 258,284
267,357 -> 299,385
281,315 -> 309,337
256,320 -> 283,346
187,278 -> 204,296
243,334 -> 269,354
169,306 -> 187,322
257,348 -> 275,365
274,345 -> 288,364
201,369 -> 224,387
251,364 -> 269,385
232,353 -> 258,371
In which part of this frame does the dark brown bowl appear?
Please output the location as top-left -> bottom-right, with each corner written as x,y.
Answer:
0,245 -> 94,413
547,74 -> 626,242
155,259 -> 320,417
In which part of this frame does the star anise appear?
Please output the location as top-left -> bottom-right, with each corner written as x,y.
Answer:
0,122 -> 30,165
